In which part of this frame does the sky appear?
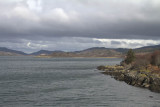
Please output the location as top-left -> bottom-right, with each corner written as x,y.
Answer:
0,0 -> 160,53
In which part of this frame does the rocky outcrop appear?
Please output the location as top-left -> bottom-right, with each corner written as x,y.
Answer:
97,65 -> 160,93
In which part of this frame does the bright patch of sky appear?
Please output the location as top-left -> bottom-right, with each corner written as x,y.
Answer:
0,37 -> 160,53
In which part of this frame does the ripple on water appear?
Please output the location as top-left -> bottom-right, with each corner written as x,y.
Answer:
0,56 -> 160,107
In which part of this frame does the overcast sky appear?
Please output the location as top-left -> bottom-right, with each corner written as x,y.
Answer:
0,0 -> 160,53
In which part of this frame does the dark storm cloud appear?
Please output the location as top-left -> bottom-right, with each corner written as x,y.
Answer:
0,0 -> 160,52
0,0 -> 160,40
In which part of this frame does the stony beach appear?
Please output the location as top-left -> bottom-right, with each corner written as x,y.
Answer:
97,65 -> 160,93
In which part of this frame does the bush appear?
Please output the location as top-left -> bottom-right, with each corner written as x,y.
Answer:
133,54 -> 151,69
151,51 -> 160,68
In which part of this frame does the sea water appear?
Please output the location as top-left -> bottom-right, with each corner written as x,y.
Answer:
0,56 -> 160,107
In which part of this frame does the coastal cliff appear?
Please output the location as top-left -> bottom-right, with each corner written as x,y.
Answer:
97,65 -> 160,93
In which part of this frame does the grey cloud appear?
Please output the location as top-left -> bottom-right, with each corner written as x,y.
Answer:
111,41 -> 121,45
0,0 -> 160,40
0,0 -> 160,52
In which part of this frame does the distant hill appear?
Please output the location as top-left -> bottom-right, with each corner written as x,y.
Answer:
30,50 -> 63,55
0,47 -> 27,56
48,45 -> 160,57
114,48 -> 129,54
134,45 -> 160,53
49,47 -> 122,57
0,44 -> 160,57
75,47 -> 129,54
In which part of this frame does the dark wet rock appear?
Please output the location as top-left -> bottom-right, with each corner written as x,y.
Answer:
149,78 -> 160,93
98,65 -> 160,93
97,66 -> 106,71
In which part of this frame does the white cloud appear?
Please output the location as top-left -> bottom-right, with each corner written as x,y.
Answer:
44,8 -> 69,23
27,0 -> 42,12
12,5 -> 40,21
94,38 -> 160,48
27,42 -> 31,47
0,37 -> 160,53
26,41 -> 48,49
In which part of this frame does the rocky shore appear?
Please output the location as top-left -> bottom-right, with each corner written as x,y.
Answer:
97,65 -> 160,93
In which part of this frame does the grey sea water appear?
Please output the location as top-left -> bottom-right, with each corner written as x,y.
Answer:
0,56 -> 160,107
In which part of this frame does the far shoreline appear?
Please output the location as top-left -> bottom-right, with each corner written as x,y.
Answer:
35,55 -> 122,58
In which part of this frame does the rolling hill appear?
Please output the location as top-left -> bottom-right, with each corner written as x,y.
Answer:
30,50 -> 64,55
0,44 -> 160,57
49,47 -> 122,57
0,47 -> 27,56
134,44 -> 160,53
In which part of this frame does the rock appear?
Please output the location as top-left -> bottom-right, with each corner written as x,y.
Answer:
118,74 -> 125,81
143,83 -> 150,88
124,75 -> 133,85
97,66 -> 106,70
149,78 -> 160,93
98,65 -> 160,93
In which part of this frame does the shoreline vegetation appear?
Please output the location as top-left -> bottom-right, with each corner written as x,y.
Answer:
97,49 -> 160,93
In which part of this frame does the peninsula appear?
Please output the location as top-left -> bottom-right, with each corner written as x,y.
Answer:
97,49 -> 160,93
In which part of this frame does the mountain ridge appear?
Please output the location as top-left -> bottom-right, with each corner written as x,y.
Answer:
0,47 -> 27,56
30,50 -> 64,55
0,44 -> 160,56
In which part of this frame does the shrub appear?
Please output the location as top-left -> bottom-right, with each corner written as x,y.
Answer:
151,50 -> 160,68
133,54 -> 151,69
